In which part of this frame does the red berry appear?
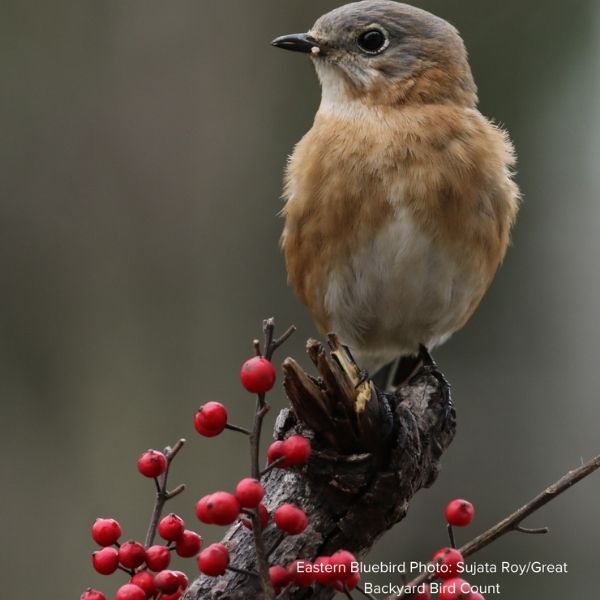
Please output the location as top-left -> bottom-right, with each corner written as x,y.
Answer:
274,503 -> 308,535
313,556 -> 336,586
257,503 -> 270,528
269,565 -> 291,593
91,517 -> 122,546
235,478 -> 264,508
115,584 -> 146,600
329,550 -> 357,581
80,589 -> 106,600
432,547 -> 464,580
333,571 -> 361,591
344,571 -> 361,591
119,540 -> 146,569
209,492 -> 241,525
445,499 -> 475,527
92,547 -> 119,575
160,591 -> 182,600
197,492 -> 240,526
240,356 -> 276,393
130,571 -> 157,598
194,402 -> 228,437
283,435 -> 311,465
198,543 -> 229,576
175,530 -> 202,557
145,544 -> 171,571
241,503 -> 269,530
412,583 -> 432,600
158,513 -> 185,541
137,449 -> 168,478
439,577 -> 471,600
195,495 -> 214,524
155,570 -> 181,594
266,440 -> 289,467
287,560 -> 315,587
173,570 -> 189,590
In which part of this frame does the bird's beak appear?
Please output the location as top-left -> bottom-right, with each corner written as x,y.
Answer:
271,33 -> 322,55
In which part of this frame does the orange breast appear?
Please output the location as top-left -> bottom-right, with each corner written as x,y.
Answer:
281,112 -> 394,331
281,103 -> 520,338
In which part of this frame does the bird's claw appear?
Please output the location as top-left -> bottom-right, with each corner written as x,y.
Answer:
413,345 -> 453,418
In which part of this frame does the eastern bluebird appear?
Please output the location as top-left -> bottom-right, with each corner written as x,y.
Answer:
272,1 -> 520,379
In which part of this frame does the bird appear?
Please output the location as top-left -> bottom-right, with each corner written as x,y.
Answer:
272,1 -> 520,384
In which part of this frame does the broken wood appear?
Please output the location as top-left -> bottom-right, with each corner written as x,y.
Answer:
185,334 -> 455,600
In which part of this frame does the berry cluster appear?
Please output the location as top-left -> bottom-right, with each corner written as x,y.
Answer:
194,354 -> 325,592
189,339 -> 365,596
82,323 -> 481,599
81,322 -> 360,599
83,444 -> 200,600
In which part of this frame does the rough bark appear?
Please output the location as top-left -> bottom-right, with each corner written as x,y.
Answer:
185,336 -> 455,600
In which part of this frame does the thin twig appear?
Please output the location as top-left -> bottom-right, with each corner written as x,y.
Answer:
249,393 -> 274,598
166,438 -> 186,463
459,454 -> 600,556
447,524 -> 456,548
145,486 -> 167,548
266,532 -> 286,557
268,325 -> 297,359
392,453 -> 600,599
260,456 -> 285,478
144,439 -> 186,548
225,423 -> 252,436
250,397 -> 268,480
166,483 -> 186,500
263,319 -> 276,359
244,319 -> 296,600
514,525 -> 549,534
227,565 -> 260,578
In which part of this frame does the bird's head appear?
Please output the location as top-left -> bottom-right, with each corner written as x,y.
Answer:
272,0 -> 477,110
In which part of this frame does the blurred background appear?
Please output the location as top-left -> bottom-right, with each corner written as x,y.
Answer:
1,0 -> 599,597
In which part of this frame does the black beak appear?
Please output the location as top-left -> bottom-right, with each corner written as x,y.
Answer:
271,33 -> 321,54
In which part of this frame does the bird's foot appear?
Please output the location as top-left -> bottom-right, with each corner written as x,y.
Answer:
413,345 -> 453,415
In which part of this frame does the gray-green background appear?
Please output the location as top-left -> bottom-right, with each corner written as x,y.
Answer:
2,1 -> 599,598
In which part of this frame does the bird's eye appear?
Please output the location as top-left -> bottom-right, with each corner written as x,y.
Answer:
357,29 -> 387,54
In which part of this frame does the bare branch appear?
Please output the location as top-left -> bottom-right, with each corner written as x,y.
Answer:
392,453 -> 600,598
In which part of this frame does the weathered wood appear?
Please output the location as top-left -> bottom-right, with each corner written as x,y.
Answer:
185,336 -> 455,600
